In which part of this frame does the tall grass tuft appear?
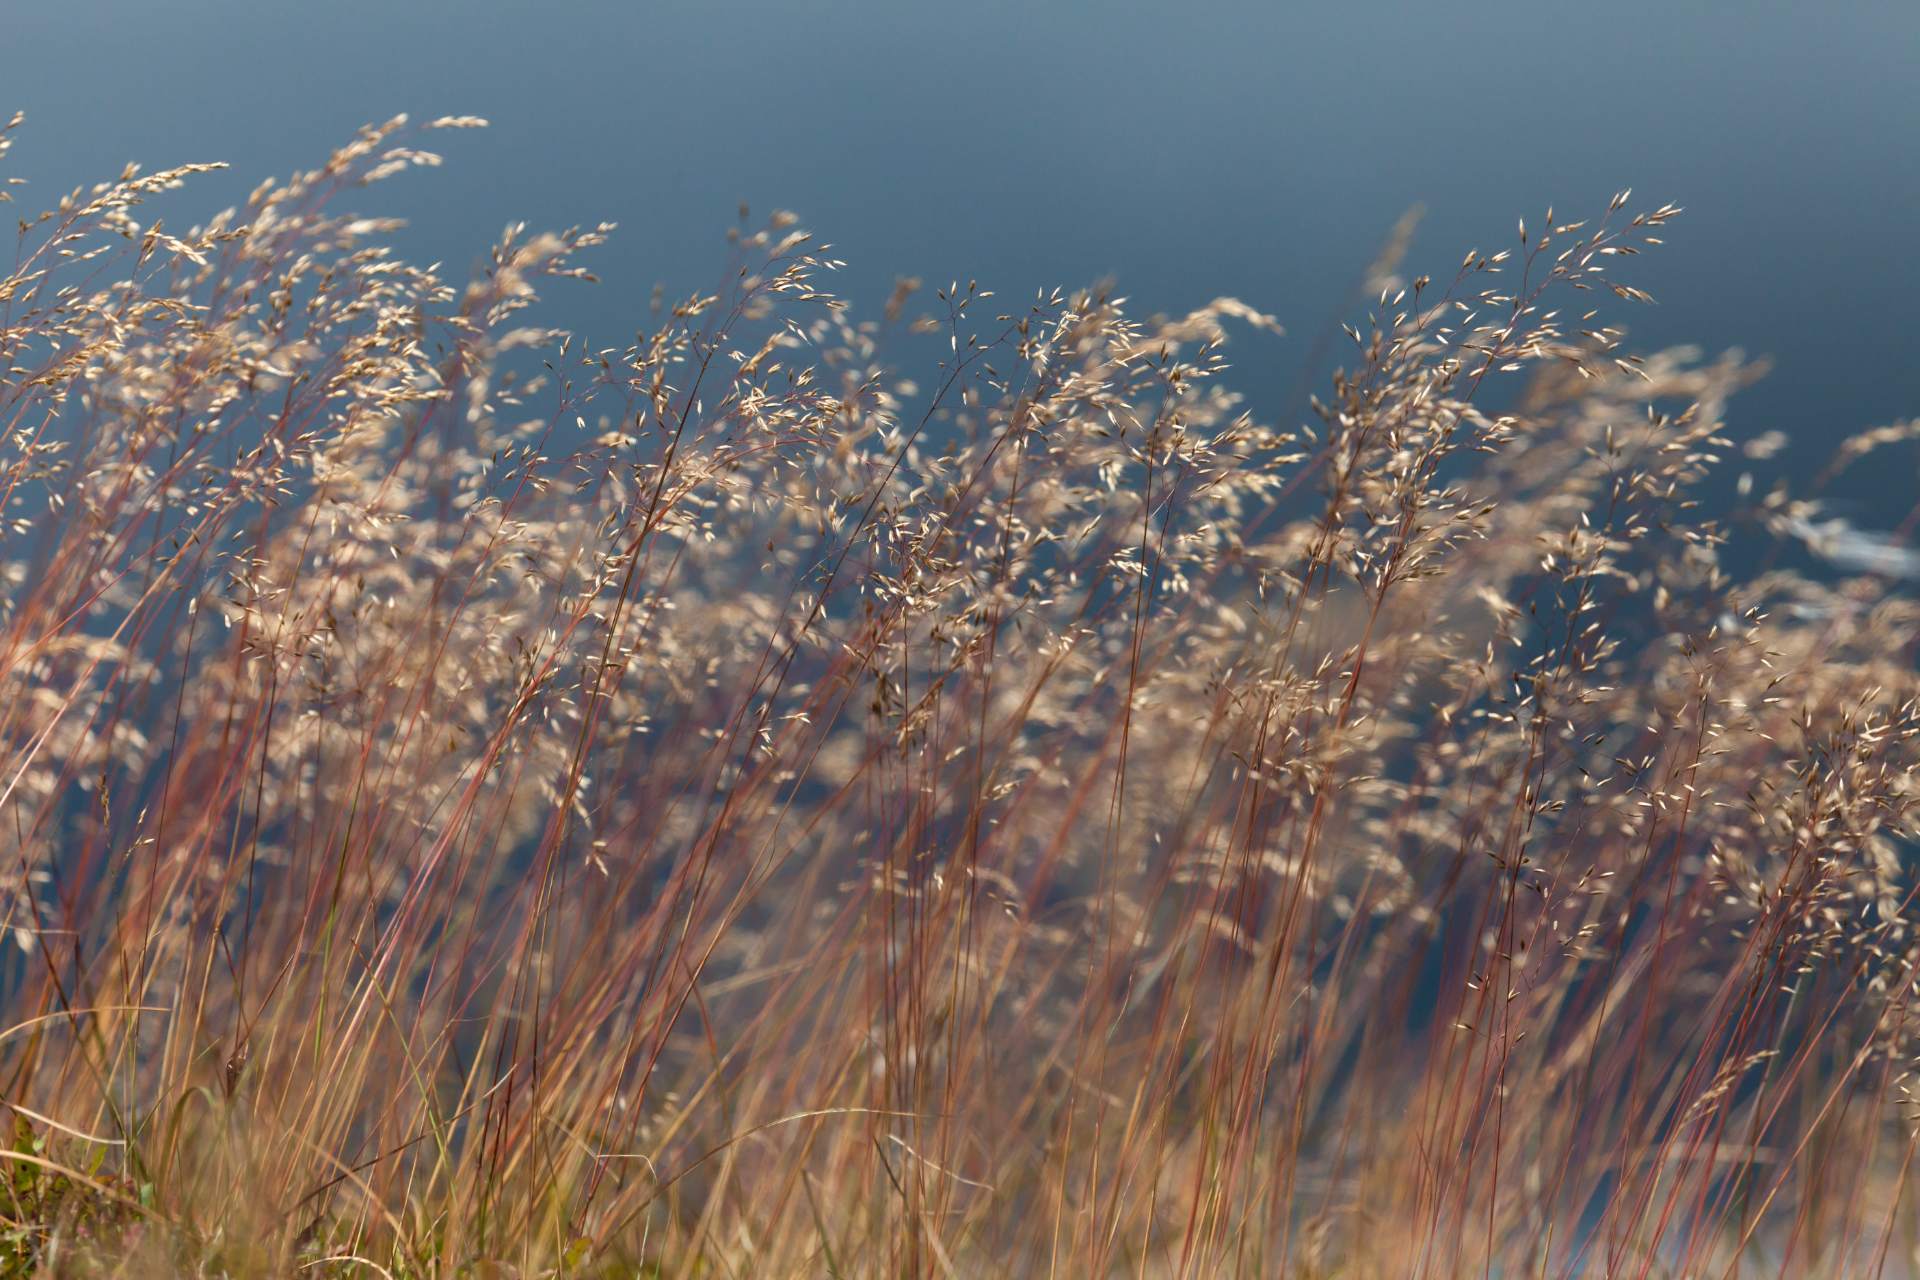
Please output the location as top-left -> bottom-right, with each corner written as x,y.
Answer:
2,115 -> 1919,1276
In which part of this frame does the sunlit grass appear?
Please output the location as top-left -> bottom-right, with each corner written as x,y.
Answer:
2,114 -> 1919,1276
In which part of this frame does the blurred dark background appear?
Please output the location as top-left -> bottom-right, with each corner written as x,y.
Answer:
10,0 -> 1917,523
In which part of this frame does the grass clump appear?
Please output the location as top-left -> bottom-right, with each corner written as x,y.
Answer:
2,113 -> 1919,1276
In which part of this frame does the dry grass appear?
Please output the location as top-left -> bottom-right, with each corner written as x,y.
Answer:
2,114 -> 1919,1276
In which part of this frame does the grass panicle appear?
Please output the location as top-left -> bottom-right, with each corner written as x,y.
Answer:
0,116 -> 1917,1276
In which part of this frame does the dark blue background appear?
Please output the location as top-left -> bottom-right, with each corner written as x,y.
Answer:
10,1 -> 1917,519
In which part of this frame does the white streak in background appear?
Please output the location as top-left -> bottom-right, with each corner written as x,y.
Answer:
1782,515 -> 1920,579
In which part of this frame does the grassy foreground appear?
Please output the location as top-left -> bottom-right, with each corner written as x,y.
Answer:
2,115 -> 1920,1276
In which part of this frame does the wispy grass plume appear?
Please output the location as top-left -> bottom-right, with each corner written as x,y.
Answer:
2,116 -> 1918,1277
